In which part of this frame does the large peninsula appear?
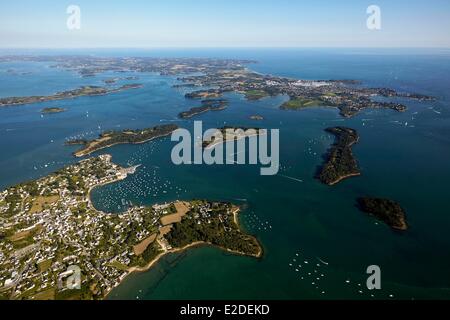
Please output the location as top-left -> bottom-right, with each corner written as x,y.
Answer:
0,155 -> 261,300
0,84 -> 143,107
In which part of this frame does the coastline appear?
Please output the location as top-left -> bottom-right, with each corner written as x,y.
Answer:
180,109 -> 210,119
204,132 -> 265,150
103,207 -> 263,300
320,130 -> 361,186
85,154 -> 134,213
326,172 -> 362,186
73,131 -> 174,158
180,106 -> 227,119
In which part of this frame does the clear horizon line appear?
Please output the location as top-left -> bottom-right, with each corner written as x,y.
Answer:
1,46 -> 450,50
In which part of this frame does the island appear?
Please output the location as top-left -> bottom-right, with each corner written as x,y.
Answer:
0,84 -> 143,107
203,127 -> 265,149
0,155 -> 262,300
357,197 -> 408,231
280,94 -> 412,117
185,89 -> 224,99
65,124 -> 179,157
281,97 -> 326,110
317,127 -> 361,185
41,107 -> 66,114
178,99 -> 228,119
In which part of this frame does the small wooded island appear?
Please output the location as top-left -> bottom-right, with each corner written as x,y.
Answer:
281,97 -> 326,110
0,55 -> 434,118
317,127 -> 361,185
244,90 -> 270,101
178,99 -> 228,119
357,197 -> 408,231
66,124 -> 178,157
41,107 -> 66,114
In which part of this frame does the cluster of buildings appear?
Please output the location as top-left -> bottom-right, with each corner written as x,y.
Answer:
0,155 -> 163,299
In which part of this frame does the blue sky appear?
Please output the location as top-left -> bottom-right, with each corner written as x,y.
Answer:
1,0 -> 449,48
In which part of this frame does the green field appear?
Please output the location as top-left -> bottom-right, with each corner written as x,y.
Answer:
281,97 -> 326,110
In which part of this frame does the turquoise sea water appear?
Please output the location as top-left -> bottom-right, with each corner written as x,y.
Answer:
1,48 -> 450,299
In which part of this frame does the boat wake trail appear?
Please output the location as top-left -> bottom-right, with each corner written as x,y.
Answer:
279,174 -> 304,183
317,257 -> 329,266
